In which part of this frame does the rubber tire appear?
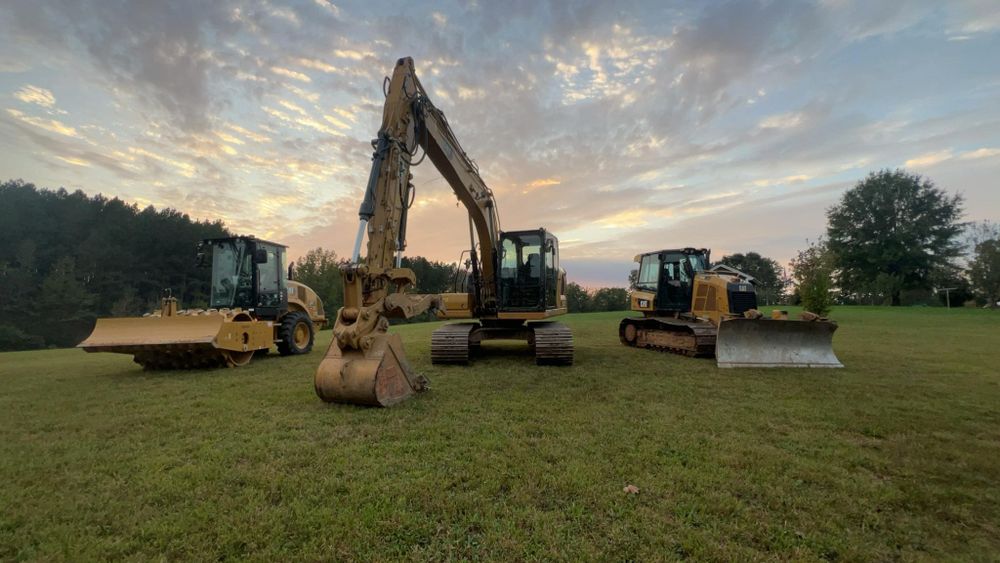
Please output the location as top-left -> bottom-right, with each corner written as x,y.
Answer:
277,311 -> 314,356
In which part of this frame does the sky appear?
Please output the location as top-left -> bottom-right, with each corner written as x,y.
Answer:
1,0 -> 998,287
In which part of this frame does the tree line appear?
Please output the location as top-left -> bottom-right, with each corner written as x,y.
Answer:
0,180 -> 229,350
792,169 -> 999,315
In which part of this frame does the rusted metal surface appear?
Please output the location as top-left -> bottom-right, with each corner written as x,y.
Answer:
716,318 -> 843,368
314,332 -> 427,407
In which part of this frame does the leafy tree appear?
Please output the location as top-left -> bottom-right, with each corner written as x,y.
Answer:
969,239 -> 1000,308
791,239 -> 834,316
0,179 -> 229,348
717,251 -> 784,305
565,282 -> 592,313
591,287 -> 629,311
826,169 -> 964,306
627,269 -> 638,290
292,248 -> 345,319
36,256 -> 96,346
400,256 -> 457,294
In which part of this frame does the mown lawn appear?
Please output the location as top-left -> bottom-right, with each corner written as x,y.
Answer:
1,307 -> 999,561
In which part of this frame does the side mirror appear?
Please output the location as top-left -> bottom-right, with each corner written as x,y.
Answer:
195,252 -> 209,268
254,249 -> 268,264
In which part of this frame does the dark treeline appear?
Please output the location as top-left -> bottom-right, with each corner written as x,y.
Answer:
0,180 -> 229,350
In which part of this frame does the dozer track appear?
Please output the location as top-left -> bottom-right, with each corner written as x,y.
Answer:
619,317 -> 716,357
531,322 -> 574,365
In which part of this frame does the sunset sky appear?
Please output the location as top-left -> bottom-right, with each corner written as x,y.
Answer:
1,0 -> 998,287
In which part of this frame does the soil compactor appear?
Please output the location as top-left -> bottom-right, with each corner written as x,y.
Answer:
79,236 -> 326,369
620,248 -> 842,368
314,57 -> 573,408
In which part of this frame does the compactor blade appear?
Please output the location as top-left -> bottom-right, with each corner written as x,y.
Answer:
77,315 -> 234,369
79,315 -> 224,349
716,318 -> 843,368
314,333 -> 427,407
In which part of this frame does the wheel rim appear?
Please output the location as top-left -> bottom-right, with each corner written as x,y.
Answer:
224,350 -> 254,367
624,323 -> 637,344
293,322 -> 309,347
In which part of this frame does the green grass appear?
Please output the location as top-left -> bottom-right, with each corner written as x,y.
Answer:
2,307 -> 999,561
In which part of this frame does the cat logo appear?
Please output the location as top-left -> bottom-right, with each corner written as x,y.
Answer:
638,299 -> 650,308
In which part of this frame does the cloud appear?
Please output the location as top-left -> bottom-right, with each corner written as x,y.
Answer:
759,112 -> 804,129
959,147 -> 1000,160
905,150 -> 953,168
272,66 -> 312,83
13,85 -> 56,108
5,108 -> 80,137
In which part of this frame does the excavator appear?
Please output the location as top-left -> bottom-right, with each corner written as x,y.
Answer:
314,57 -> 573,407
79,235 -> 326,369
619,248 -> 842,368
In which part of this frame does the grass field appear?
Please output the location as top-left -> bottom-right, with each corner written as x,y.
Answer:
2,307 -> 999,561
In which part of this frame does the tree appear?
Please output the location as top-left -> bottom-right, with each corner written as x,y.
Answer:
826,169 -> 964,306
717,252 -> 784,305
591,287 -> 629,311
790,239 -> 834,316
969,239 -> 1000,307
565,282 -> 592,313
293,248 -> 345,320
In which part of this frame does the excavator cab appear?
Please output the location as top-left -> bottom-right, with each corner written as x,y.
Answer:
497,229 -> 562,312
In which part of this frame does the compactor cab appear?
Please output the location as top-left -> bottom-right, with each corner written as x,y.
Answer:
201,237 -> 292,320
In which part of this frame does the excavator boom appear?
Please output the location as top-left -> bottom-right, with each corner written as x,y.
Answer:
315,57 -> 506,406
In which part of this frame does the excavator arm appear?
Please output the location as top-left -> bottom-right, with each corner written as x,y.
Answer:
315,57 -> 502,406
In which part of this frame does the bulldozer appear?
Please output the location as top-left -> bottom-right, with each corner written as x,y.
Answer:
619,248 -> 842,368
78,236 -> 326,369
314,57 -> 573,407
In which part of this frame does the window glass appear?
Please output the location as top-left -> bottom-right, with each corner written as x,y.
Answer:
637,254 -> 659,291
259,249 -> 279,293
545,238 -> 557,305
500,237 -> 517,280
211,240 -> 246,308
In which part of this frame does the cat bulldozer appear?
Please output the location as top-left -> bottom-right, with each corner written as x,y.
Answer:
314,57 -> 573,407
620,248 -> 842,368
78,236 -> 326,369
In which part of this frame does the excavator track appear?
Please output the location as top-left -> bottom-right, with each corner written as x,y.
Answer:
431,322 -> 479,364
531,322 -> 574,365
619,317 -> 716,357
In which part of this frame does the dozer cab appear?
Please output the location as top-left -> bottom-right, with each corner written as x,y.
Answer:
79,236 -> 326,369
619,248 -> 842,368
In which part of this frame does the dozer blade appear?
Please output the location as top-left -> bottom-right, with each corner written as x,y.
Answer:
716,318 -> 843,368
314,333 -> 427,407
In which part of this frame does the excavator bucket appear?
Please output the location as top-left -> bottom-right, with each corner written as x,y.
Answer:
314,332 -> 427,407
716,318 -> 843,368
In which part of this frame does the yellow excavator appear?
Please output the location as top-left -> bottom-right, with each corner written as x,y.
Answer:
314,57 -> 573,407
620,248 -> 842,368
78,236 -> 326,369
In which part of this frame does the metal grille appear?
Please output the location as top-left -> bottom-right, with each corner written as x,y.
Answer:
728,291 -> 757,314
